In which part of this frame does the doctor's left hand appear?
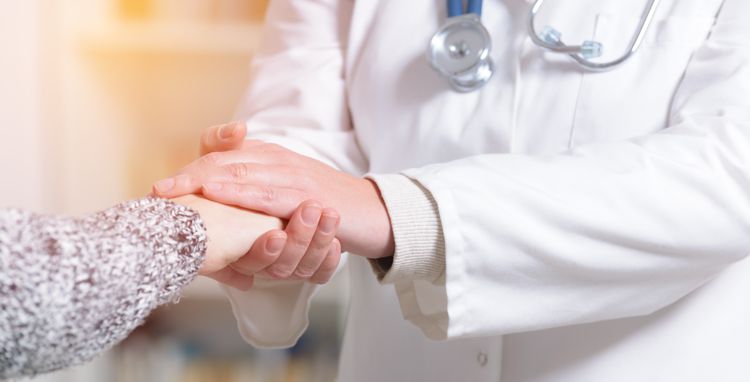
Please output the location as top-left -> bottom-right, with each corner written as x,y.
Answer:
153,138 -> 395,260
161,123 -> 343,284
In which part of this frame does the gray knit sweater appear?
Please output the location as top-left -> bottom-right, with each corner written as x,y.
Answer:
0,197 -> 207,379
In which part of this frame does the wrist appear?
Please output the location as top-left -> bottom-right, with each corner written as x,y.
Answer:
171,195 -> 283,275
339,178 -> 395,259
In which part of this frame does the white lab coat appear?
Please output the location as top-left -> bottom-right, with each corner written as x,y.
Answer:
225,0 -> 750,380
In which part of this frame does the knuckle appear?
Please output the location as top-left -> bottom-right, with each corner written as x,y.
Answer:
199,152 -> 222,166
293,267 -> 315,279
267,266 -> 293,279
289,233 -> 312,249
258,186 -> 276,206
227,163 -> 249,180
295,256 -> 322,278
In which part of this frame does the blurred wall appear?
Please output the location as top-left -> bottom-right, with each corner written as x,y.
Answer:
0,1 -> 47,210
0,2 -> 346,381
0,0 -> 262,214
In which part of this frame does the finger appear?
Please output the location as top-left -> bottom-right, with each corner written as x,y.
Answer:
154,162 -> 302,199
198,163 -> 303,188
230,230 -> 287,275
201,183 -> 310,219
265,201 -> 323,279
199,122 -> 247,156
294,208 -> 340,278
310,239 -> 342,284
204,267 -> 255,291
153,173 -> 201,197
198,144 -> 297,168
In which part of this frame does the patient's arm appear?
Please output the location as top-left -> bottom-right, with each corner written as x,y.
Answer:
0,196 -> 279,378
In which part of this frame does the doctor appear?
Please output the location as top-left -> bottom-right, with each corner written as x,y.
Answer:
156,0 -> 750,380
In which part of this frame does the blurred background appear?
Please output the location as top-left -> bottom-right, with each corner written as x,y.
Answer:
0,1 -> 348,381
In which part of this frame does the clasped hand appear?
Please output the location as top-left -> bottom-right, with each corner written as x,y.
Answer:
158,123 -> 395,290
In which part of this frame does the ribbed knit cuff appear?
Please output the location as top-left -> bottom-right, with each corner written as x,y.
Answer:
365,174 -> 446,285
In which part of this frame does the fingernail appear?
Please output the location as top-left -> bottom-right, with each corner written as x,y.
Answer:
301,205 -> 322,226
266,236 -> 286,253
154,178 -> 175,193
320,214 -> 338,234
203,183 -> 223,192
218,123 -> 237,139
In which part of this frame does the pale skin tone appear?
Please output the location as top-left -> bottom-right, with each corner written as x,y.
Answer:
156,122 -> 395,263
162,122 -> 347,289
172,195 -> 341,290
172,194 -> 279,290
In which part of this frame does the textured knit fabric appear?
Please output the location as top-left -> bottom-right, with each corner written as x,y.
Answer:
366,174 -> 446,285
0,197 -> 206,379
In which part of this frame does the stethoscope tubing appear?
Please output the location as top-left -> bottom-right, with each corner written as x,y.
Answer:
527,0 -> 662,71
448,0 -> 483,18
433,0 -> 661,92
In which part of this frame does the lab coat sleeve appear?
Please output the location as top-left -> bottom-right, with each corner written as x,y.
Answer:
222,0 -> 365,348
236,0 -> 366,174
378,4 -> 750,340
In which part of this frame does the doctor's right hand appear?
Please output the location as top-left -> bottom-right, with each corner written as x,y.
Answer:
168,122 -> 342,285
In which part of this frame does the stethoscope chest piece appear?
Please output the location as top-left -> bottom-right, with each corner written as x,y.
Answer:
428,14 -> 494,93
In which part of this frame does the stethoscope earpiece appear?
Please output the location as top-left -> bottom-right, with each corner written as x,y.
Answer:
528,0 -> 662,71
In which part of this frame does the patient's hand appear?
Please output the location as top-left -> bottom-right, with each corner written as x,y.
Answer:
172,195 -> 280,289
172,195 -> 277,272
171,193 -> 341,290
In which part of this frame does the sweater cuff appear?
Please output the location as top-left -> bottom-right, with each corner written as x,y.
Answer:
111,197 -> 207,304
365,174 -> 445,285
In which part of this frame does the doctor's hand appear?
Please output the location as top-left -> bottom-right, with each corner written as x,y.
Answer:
153,141 -> 395,259
198,121 -> 250,156
173,194 -> 341,288
164,123 -> 343,284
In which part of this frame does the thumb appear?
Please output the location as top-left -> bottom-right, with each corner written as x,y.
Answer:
199,121 -> 247,156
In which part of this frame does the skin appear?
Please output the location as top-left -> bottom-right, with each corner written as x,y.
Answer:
172,194 -> 280,290
162,122 -> 344,286
155,122 -> 395,260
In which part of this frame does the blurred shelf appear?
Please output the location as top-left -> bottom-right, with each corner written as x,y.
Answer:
79,21 -> 264,55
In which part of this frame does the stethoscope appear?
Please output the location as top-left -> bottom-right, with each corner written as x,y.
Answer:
428,0 -> 663,92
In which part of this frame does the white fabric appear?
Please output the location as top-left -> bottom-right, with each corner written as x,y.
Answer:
226,0 -> 750,380
367,173 -> 446,284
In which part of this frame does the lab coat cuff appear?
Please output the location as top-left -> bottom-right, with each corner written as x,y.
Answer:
365,173 -> 446,285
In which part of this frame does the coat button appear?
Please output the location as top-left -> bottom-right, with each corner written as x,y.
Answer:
477,351 -> 488,367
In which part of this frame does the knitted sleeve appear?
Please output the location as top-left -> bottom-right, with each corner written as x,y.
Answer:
0,197 -> 206,378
